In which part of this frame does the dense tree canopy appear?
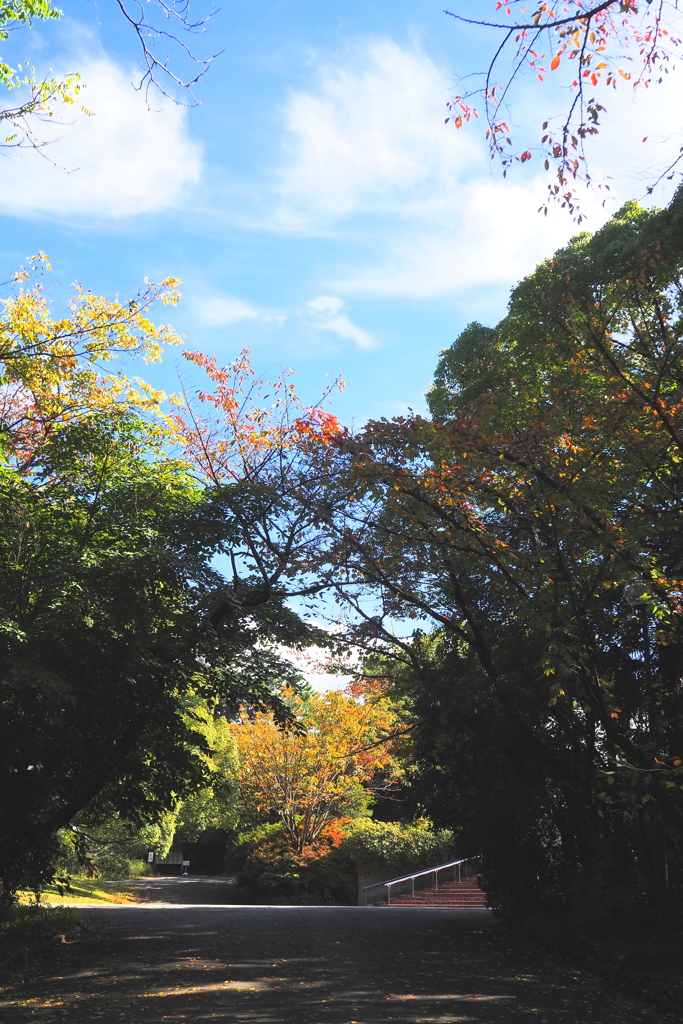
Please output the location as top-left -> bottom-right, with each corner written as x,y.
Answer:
0,268 -> 337,908
315,187 -> 683,926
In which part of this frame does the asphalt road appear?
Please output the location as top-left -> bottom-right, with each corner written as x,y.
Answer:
0,877 -> 669,1023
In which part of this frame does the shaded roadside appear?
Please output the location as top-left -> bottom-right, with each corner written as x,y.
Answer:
0,900 -> 670,1023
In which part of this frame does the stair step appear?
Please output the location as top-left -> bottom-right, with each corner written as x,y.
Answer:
374,873 -> 487,908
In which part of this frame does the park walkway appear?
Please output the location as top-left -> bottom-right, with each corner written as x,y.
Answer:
0,877 -> 668,1023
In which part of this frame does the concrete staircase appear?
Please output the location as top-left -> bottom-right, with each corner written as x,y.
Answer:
375,876 -> 487,909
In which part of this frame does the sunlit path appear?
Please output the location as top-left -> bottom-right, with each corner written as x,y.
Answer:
0,878 -> 662,1023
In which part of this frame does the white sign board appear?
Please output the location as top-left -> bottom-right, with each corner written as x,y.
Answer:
147,852 -> 154,863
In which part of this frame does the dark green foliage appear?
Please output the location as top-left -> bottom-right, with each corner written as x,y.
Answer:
428,322 -> 506,417
0,412 -> 309,909
422,195 -> 683,924
342,818 -> 454,876
56,808 -> 175,880
333,188 -> 683,936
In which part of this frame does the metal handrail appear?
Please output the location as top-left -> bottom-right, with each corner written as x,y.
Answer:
361,855 -> 481,905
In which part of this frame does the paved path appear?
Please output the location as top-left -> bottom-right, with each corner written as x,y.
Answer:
0,877 -> 669,1023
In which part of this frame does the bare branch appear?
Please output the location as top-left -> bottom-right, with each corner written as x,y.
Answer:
113,0 -> 222,104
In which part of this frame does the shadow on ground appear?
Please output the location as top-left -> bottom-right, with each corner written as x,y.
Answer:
122,876 -> 246,906
0,879 -> 668,1023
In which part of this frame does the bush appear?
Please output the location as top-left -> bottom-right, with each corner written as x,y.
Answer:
227,820 -> 356,904
226,816 -> 455,903
95,856 -> 153,880
342,817 -> 454,875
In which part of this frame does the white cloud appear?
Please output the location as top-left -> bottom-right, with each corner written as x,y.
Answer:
328,67 -> 683,298
333,177 -> 595,298
266,39 -> 589,296
276,624 -> 360,692
196,295 -> 286,327
306,295 -> 377,349
307,296 -> 345,315
190,291 -> 374,347
267,36 -> 683,299
0,58 -> 202,219
273,39 -> 480,229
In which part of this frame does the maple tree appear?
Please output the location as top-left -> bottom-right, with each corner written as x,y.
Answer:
172,347 -> 344,630
317,188 -> 683,925
232,688 -> 402,854
445,2 -> 683,217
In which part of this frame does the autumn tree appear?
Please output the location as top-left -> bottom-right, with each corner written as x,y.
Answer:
316,188 -> 683,926
232,688 -> 402,854
172,346 -> 344,631
446,2 -> 683,216
0,264 -> 338,910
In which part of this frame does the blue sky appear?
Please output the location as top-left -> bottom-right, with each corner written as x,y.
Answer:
2,0 -> 681,426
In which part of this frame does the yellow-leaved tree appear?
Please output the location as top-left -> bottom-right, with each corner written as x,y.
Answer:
233,688 -> 402,855
1,254 -> 182,473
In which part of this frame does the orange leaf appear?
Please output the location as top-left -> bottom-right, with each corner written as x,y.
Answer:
550,55 -> 561,70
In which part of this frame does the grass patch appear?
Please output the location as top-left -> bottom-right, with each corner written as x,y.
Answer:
17,876 -> 139,905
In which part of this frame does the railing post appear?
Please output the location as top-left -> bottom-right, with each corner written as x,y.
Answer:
411,877 -> 414,897
387,883 -> 391,906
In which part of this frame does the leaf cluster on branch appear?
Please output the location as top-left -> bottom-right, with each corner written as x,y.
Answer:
445,2 -> 683,218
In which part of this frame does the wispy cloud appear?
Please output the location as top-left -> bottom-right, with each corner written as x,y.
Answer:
196,295 -> 286,327
272,39 -> 480,230
332,178 -> 593,298
264,36 -> 683,299
264,39 -> 586,295
0,58 -> 202,219
306,296 -> 377,349
190,291 -> 375,350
